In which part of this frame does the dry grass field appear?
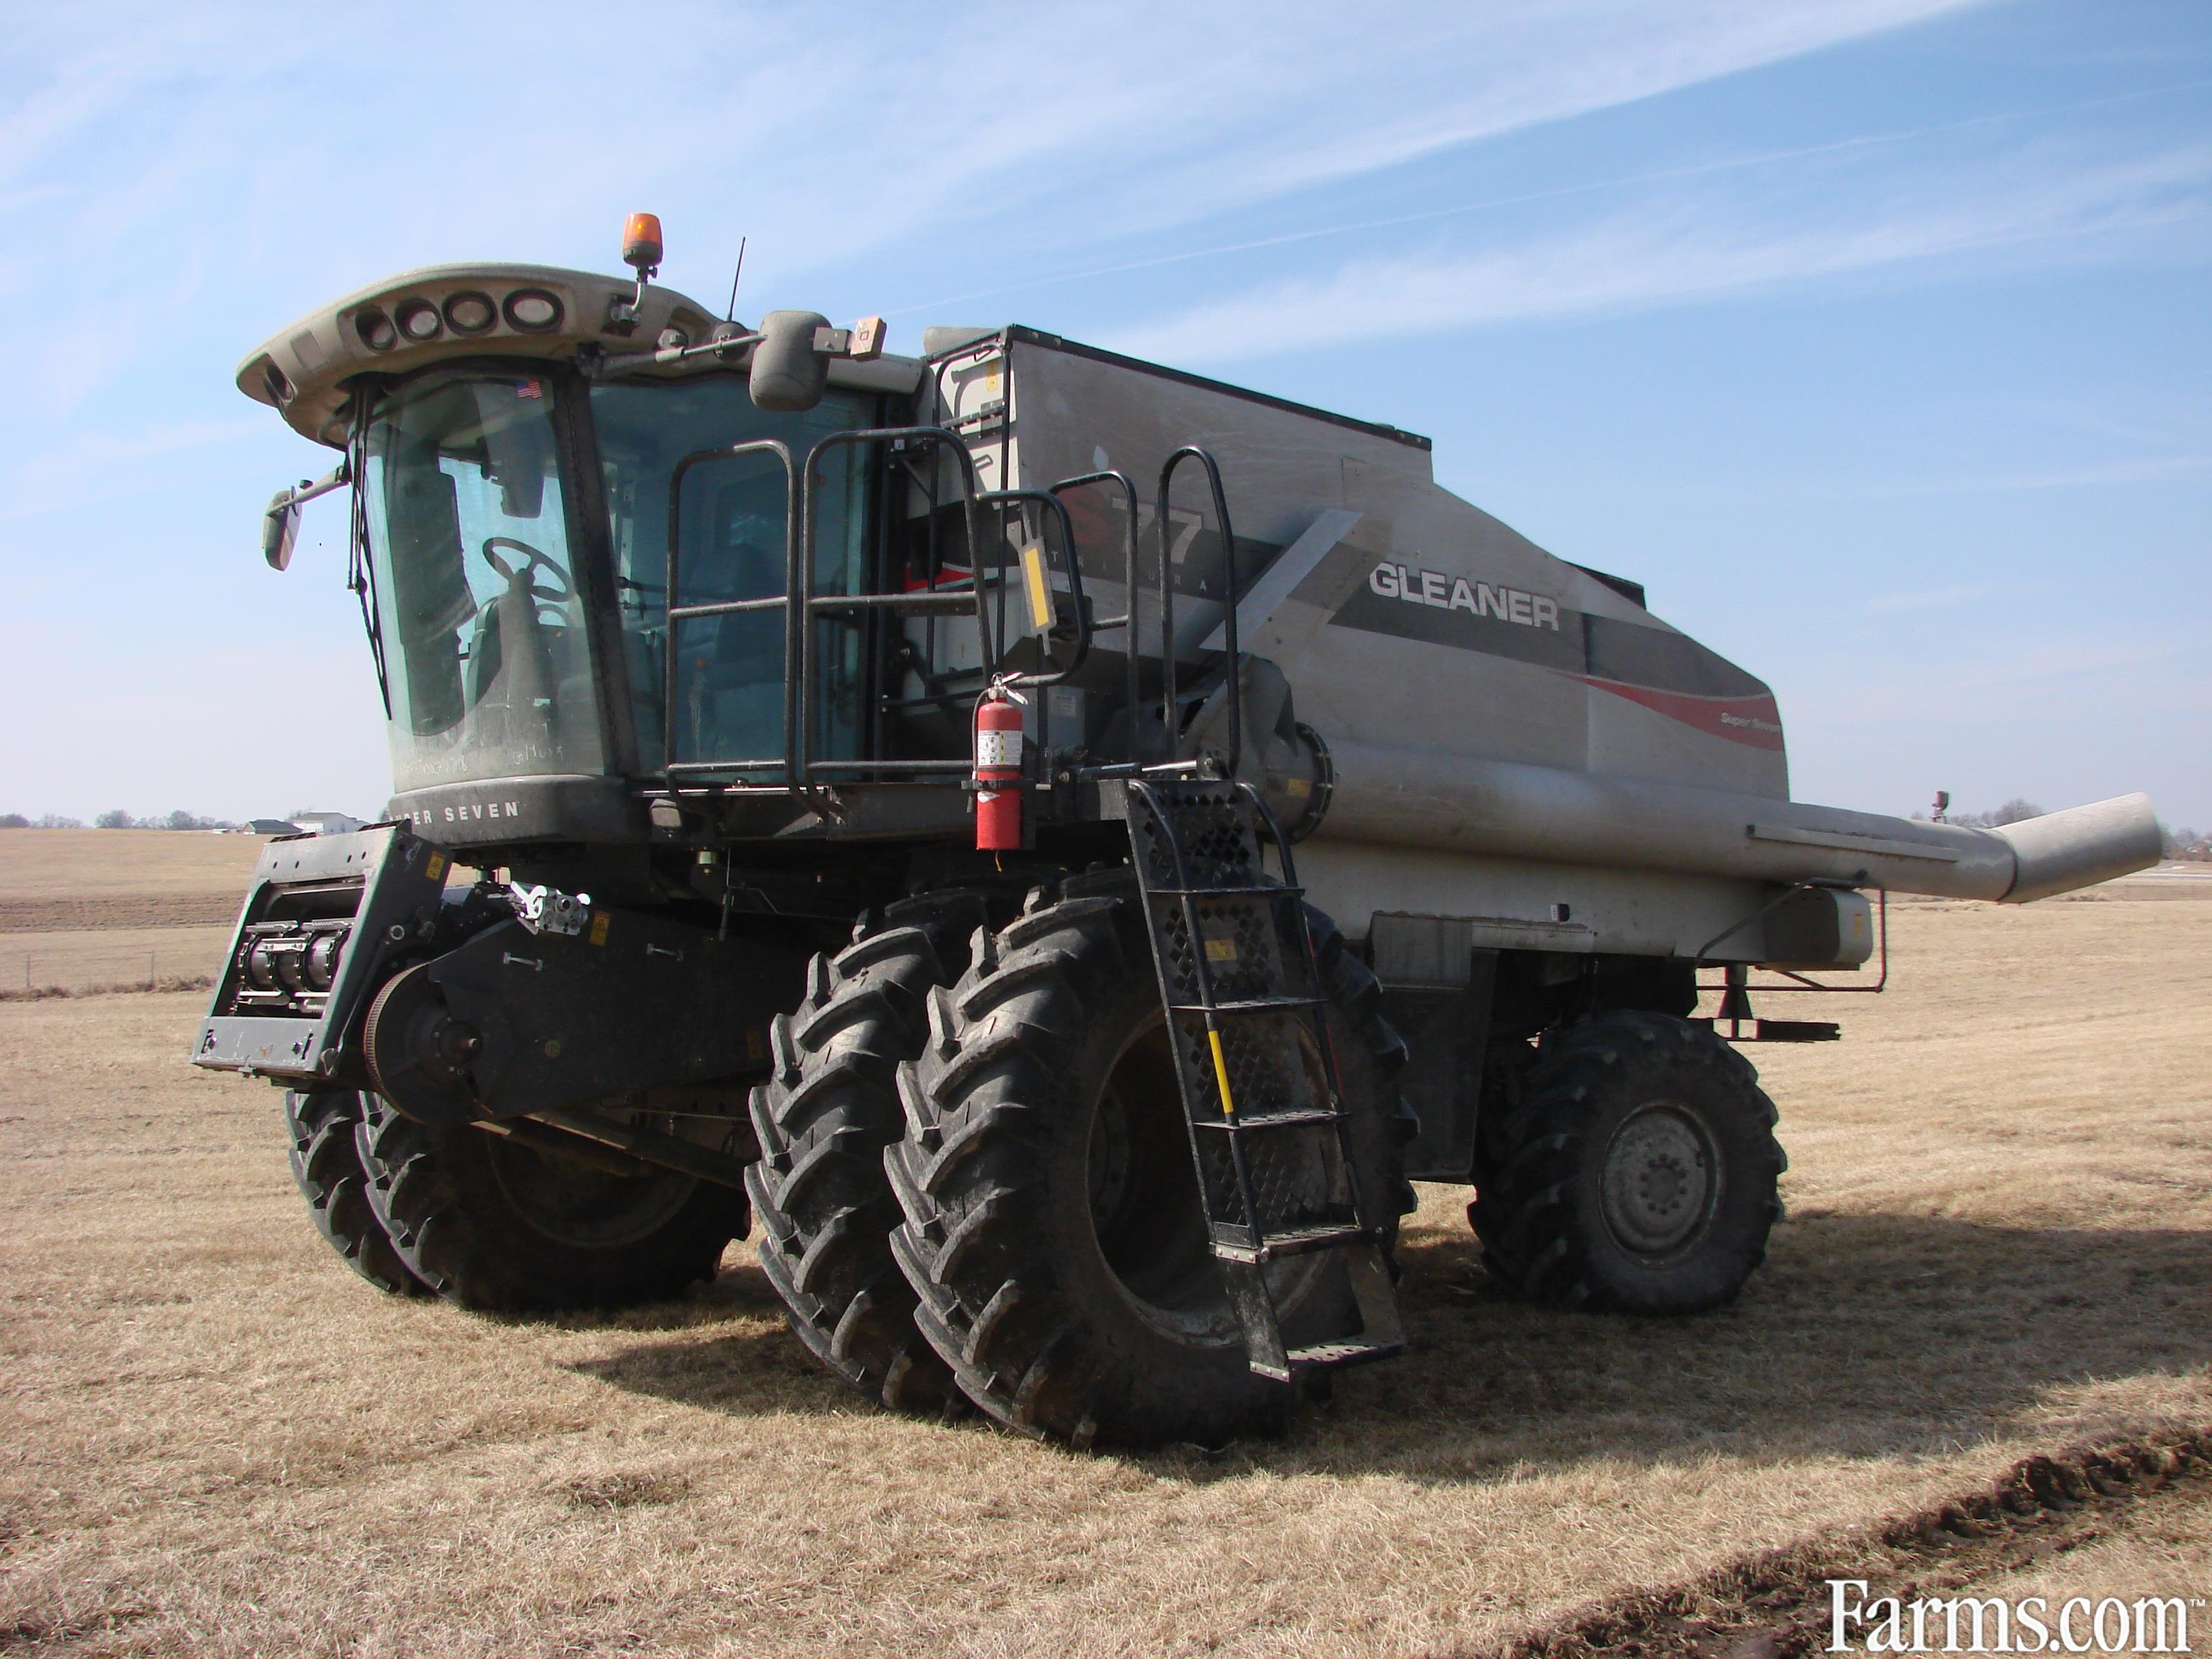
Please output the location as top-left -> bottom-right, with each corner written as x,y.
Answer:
2,892 -> 2208,1657
0,832 -> 266,996
0,831 -> 266,907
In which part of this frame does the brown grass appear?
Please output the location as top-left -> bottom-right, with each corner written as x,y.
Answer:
1,899 -> 2208,1657
0,928 -> 234,997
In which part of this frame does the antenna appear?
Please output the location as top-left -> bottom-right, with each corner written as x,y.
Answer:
724,236 -> 747,323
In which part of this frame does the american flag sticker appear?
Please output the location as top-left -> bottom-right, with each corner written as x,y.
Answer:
518,379 -> 543,400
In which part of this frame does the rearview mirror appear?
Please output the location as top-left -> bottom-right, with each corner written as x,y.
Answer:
258,463 -> 350,571
263,490 -> 302,571
750,310 -> 832,413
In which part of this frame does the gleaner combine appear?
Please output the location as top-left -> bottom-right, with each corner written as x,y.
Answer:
200,216 -> 2161,1447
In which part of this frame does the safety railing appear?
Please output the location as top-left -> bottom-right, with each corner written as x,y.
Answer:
1054,446 -> 1247,781
662,437 -> 799,785
660,426 -> 1099,797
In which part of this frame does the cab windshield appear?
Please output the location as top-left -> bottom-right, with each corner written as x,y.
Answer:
361,371 -> 603,791
358,367 -> 876,793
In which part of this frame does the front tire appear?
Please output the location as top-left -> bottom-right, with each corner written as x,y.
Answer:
1470,1011 -> 1784,1313
746,889 -> 1014,1413
887,874 -> 1413,1448
356,1099 -> 748,1313
283,1089 -> 423,1295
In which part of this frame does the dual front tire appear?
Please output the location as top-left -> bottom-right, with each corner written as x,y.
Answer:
884,874 -> 1416,1447
745,871 -> 1416,1448
353,1100 -> 747,1312
742,889 -> 1020,1413
281,1087 -> 747,1313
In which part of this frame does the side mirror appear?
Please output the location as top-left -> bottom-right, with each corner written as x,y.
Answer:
263,490 -> 303,570
750,310 -> 832,412
257,463 -> 349,571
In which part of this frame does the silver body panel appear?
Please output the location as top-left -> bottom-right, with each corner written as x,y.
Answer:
953,330 -> 2155,950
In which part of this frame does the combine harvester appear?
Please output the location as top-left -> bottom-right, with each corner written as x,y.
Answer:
199,216 -> 2159,1447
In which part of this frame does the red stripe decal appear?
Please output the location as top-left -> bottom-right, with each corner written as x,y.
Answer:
1576,676 -> 1785,750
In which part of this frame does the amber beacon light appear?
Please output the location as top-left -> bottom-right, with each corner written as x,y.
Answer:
621,212 -> 664,276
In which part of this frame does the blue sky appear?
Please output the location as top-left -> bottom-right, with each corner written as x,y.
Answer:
1,0 -> 2205,827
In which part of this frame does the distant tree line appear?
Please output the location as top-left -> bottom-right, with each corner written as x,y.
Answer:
1945,797 -> 2045,829
0,811 -> 238,831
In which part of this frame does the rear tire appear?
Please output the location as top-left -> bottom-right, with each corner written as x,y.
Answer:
1470,1011 -> 1784,1313
887,874 -> 1413,1447
283,1089 -> 423,1295
746,889 -> 1015,1412
356,1098 -> 747,1313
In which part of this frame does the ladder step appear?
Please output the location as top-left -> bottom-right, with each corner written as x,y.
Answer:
1194,1107 -> 1344,1132
1142,883 -> 1305,899
1244,1339 -> 1406,1383
1166,995 -> 1325,1015
1211,1222 -> 1369,1264
1284,1339 -> 1406,1373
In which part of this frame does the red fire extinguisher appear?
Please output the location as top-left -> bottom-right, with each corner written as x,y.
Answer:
974,685 -> 1025,851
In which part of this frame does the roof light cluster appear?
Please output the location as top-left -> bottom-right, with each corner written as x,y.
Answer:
351,286 -> 565,354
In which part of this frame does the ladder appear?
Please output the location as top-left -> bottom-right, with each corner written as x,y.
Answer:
1123,776 -> 1404,1382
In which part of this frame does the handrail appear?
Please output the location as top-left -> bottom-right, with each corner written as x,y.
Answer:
976,486 -> 1088,688
1157,446 -> 1243,775
659,430 -> 1247,799
663,438 -> 797,784
1050,469 -> 1142,757
801,426 -> 989,796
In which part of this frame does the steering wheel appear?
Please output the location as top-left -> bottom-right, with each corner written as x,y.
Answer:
477,536 -> 574,618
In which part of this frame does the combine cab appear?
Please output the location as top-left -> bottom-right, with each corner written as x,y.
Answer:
201,217 -> 2161,1446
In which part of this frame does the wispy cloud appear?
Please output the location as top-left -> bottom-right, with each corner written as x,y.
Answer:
1107,142 -> 2212,361
0,3 -> 1982,296
1855,582 -> 2010,617
0,416 -> 266,523
895,76 -> 2212,317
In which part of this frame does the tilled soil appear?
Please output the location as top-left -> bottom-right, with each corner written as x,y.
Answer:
1482,1434 -> 2212,1659
0,898 -> 243,932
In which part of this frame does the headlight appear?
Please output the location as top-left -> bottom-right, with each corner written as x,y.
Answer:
395,300 -> 442,342
503,289 -> 562,333
444,292 -> 495,334
354,310 -> 397,351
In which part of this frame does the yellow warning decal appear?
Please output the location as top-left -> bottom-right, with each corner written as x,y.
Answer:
1208,1028 -> 1236,1117
1020,542 -> 1052,633
424,852 -> 446,881
1284,776 -> 1311,798
589,913 -> 611,946
1204,937 -> 1238,963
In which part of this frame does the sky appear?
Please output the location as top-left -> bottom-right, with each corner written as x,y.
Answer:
0,0 -> 2205,828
